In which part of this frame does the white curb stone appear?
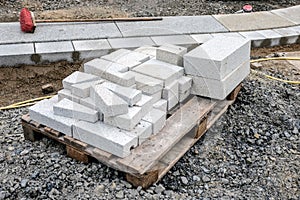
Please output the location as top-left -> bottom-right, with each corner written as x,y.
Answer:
102,82 -> 142,106
84,58 -> 135,86
0,43 -> 35,66
239,31 -> 266,47
53,98 -> 99,123
179,89 -> 191,103
188,60 -> 250,100
274,27 -> 300,44
79,97 -> 103,121
104,106 -> 142,131
29,96 -> 76,136
189,34 -> 213,44
151,91 -> 162,103
127,71 -> 163,95
184,36 -> 250,80
132,59 -> 184,86
130,121 -> 152,145
178,76 -> 192,93
256,29 -> 282,47
142,108 -> 166,134
134,46 -> 158,57
108,37 -> 155,49
153,99 -> 168,112
135,94 -> 154,117
62,71 -> 100,90
151,35 -> 198,49
73,121 -> 138,158
70,80 -> 104,98
167,92 -> 179,111
162,81 -> 179,101
91,84 -> 128,117
58,89 -> 81,103
35,41 -> 74,62
156,44 -> 187,66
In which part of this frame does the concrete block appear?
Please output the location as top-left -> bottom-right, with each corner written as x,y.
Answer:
179,89 -> 191,103
190,34 -> 213,44
274,27 -> 300,44
102,49 -> 150,69
108,37 -> 155,49
189,61 -> 250,100
53,98 -> 98,123
91,84 -> 128,117
151,35 -> 198,49
84,58 -> 135,86
104,106 -> 142,131
79,97 -> 104,121
256,30 -> 282,47
35,41 -> 74,62
72,39 -> 112,60
167,92 -> 179,111
63,71 -> 100,90
0,43 -> 35,66
135,94 -> 153,117
151,91 -> 162,103
58,89 -> 81,103
184,36 -> 250,80
156,44 -> 187,66
73,121 -> 138,158
239,31 -> 266,47
142,108 -> 166,134
162,81 -> 179,100
132,59 -> 184,86
134,46 -> 158,57
130,121 -> 152,145
29,96 -> 75,136
101,82 -> 142,106
70,80 -> 104,98
212,32 -> 244,38
127,71 -> 163,95
153,99 -> 168,112
178,76 -> 192,93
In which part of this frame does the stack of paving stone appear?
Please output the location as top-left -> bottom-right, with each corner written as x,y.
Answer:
29,44 -> 193,158
184,36 -> 251,100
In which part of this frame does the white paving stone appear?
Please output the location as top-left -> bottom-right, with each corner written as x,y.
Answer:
178,76 -> 192,93
184,36 -> 250,80
53,98 -> 98,123
58,89 -> 81,103
70,80 -> 104,98
189,61 -> 250,100
62,71 -> 100,90
91,84 -> 128,117
153,99 -> 168,112
239,31 -> 266,47
134,46 -> 158,57
73,121 -> 138,158
127,71 -> 163,95
29,96 -> 76,136
104,106 -> 143,131
135,94 -> 153,117
84,58 -> 135,86
132,59 -> 184,86
142,108 -> 166,134
156,44 -> 187,67
179,89 -> 191,103
101,82 -> 142,106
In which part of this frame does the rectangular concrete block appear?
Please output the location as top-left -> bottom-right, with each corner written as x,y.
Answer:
273,27 -> 300,44
131,121 -> 152,145
35,41 -> 74,62
58,89 -> 81,103
189,60 -> 250,100
79,97 -> 103,121
72,39 -> 112,60
84,58 -> 135,86
91,84 -> 128,117
153,99 -> 168,112
73,121 -> 138,158
101,82 -> 142,106
53,98 -> 99,123
151,35 -> 198,49
178,76 -> 192,93
0,43 -> 35,66
127,71 -> 163,95
179,88 -> 191,103
108,37 -> 155,49
142,108 -> 166,134
63,71 -> 100,90
151,91 -> 162,103
239,31 -> 266,47
134,46 -> 158,57
135,94 -> 153,117
104,106 -> 143,131
212,32 -> 244,38
162,81 -> 179,100
70,80 -> 104,98
29,96 -> 75,136
156,44 -> 187,67
256,30 -> 282,47
184,36 -> 250,80
167,92 -> 179,111
132,59 -> 184,86
190,34 -> 213,44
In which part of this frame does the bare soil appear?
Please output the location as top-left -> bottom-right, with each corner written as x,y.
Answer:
0,44 -> 299,107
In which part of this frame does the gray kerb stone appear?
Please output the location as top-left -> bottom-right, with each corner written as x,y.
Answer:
0,43 -> 35,66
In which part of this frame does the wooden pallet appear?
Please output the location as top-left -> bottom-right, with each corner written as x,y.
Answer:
21,84 -> 241,188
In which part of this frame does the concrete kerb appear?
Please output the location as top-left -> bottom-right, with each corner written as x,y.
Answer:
0,6 -> 300,66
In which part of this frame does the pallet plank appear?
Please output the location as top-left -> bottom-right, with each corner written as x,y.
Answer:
117,97 -> 216,175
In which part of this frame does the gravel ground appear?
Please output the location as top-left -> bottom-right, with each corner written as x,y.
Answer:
0,74 -> 299,199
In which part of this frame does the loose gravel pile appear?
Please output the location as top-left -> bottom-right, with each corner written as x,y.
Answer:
0,74 -> 299,199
